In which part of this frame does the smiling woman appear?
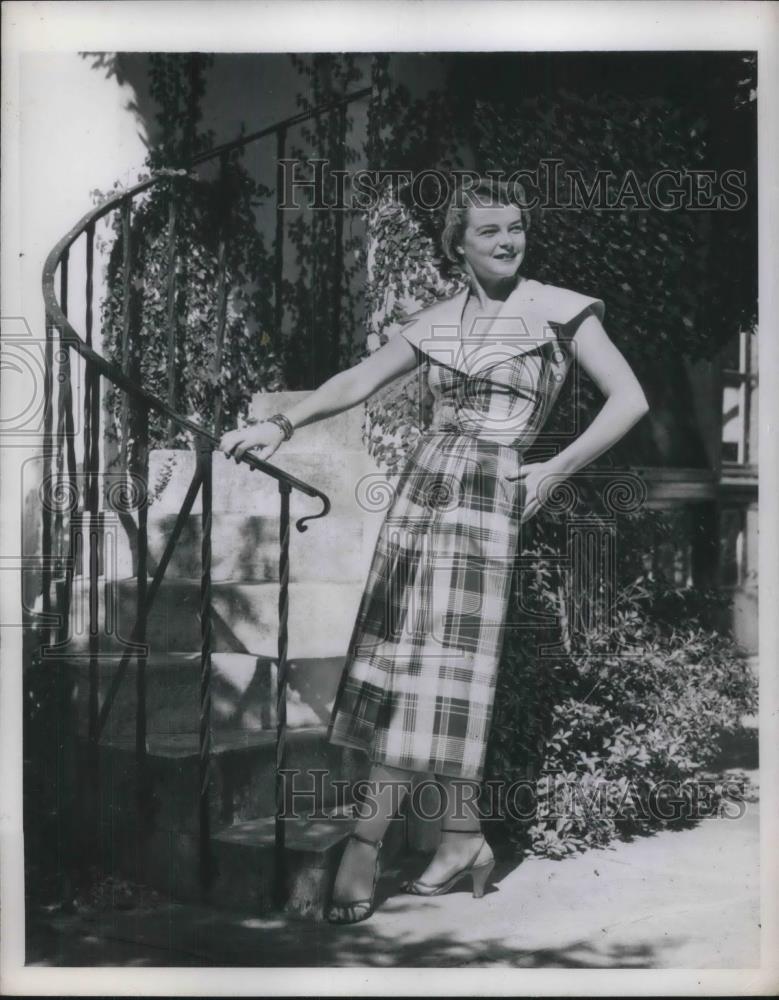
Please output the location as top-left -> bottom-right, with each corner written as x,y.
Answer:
457,202 -> 528,294
218,174 -> 650,925
441,181 -> 533,290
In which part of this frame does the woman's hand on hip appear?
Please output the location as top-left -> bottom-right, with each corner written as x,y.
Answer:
506,461 -> 566,524
218,421 -> 285,463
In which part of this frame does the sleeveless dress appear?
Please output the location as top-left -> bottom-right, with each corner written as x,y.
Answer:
326,277 -> 605,780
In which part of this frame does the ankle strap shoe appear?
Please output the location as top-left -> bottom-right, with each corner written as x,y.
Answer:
325,831 -> 383,924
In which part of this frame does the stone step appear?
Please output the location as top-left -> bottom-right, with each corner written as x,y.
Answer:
58,576 -> 365,659
207,814 -> 405,917
87,726 -> 371,838
67,651 -> 350,735
148,448 -> 386,519
106,511 -> 379,584
102,804 -> 405,918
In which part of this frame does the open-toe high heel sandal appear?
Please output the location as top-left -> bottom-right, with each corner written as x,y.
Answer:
401,827 -> 495,899
325,831 -> 383,924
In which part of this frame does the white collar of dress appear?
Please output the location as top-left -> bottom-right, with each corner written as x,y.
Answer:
403,277 -> 589,379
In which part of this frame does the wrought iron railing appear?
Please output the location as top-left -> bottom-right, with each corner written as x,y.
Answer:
39,86 -> 371,906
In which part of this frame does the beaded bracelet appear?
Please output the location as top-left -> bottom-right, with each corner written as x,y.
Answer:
266,412 -> 294,441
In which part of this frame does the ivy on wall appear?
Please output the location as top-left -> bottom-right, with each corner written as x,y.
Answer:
96,54 -> 283,484
282,54 -> 369,388
472,75 -> 757,467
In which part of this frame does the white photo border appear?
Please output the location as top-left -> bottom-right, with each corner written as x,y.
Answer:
2,1 -> 777,995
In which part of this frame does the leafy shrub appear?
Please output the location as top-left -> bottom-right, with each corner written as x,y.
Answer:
485,563 -> 758,858
362,180 -> 462,473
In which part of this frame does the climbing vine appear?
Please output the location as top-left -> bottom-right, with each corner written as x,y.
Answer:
282,54 -> 368,388
95,54 -> 283,491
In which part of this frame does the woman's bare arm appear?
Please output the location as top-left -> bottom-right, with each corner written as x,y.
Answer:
546,313 -> 650,477
510,313 -> 649,521
218,332 -> 419,462
283,332 -> 419,431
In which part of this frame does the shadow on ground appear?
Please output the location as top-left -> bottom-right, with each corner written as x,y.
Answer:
27,856 -> 678,969
24,724 -> 760,969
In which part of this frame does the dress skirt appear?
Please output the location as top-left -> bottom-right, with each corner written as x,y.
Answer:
326,431 -> 525,780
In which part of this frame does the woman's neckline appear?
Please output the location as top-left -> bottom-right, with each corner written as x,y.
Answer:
466,274 -> 529,310
460,275 -> 536,331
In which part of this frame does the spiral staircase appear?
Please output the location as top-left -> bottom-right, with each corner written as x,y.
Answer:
32,89 -> 409,919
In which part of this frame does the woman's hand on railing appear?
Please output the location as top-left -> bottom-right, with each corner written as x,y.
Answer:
218,421 -> 285,464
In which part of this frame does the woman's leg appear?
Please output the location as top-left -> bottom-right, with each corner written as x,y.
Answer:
330,762 -> 413,905
412,774 -> 493,885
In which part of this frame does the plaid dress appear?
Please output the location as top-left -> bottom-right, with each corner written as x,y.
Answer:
326,278 -> 604,779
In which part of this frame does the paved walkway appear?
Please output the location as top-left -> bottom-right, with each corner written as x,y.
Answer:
27,765 -> 760,969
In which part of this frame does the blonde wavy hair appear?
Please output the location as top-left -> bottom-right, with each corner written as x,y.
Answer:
440,176 -> 533,264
